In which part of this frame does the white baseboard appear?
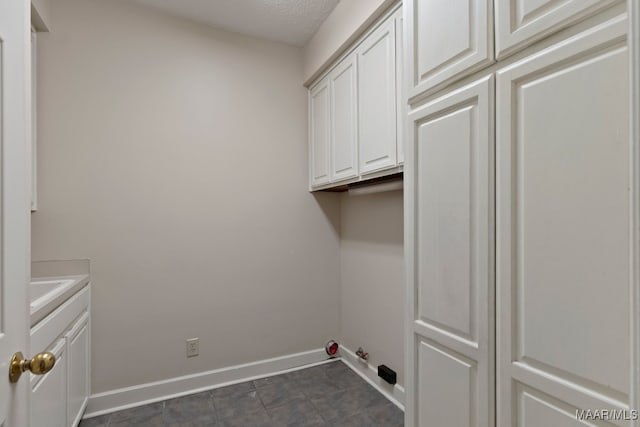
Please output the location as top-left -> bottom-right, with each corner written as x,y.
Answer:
84,348 -> 331,419
339,345 -> 405,410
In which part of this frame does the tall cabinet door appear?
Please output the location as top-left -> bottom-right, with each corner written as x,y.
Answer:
405,0 -> 493,99
309,77 -> 331,188
406,76 -> 494,427
330,54 -> 358,182
357,17 -> 397,175
496,15 -> 630,426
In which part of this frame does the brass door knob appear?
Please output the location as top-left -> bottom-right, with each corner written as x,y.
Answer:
9,351 -> 56,383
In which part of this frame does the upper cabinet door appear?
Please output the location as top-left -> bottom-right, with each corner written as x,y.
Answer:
358,17 -> 397,175
309,77 -> 331,188
495,0 -> 621,58
395,8 -> 405,165
330,54 -> 358,182
405,0 -> 493,100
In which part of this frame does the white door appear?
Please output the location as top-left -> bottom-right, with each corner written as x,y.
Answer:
309,77 -> 331,188
330,54 -> 358,182
357,16 -> 397,175
0,0 -> 33,425
496,15 -> 631,426
405,75 -> 494,427
404,0 -> 493,100
495,0 -> 619,59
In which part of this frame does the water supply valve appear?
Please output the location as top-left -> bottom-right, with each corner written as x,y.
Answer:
325,340 -> 339,357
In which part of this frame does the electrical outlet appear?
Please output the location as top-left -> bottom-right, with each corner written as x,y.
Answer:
186,338 -> 199,357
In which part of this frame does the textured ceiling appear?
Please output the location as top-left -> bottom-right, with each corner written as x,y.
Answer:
133,0 -> 340,46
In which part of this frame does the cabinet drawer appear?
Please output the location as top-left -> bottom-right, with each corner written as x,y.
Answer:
31,285 -> 89,357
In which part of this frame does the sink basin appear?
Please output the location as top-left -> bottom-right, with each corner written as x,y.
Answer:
29,275 -> 89,326
30,279 -> 76,312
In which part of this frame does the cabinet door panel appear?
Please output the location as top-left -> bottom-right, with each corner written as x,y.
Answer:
496,15 -> 630,426
358,18 -> 397,174
406,76 -> 494,427
405,0 -> 493,99
495,0 -> 621,58
31,340 -> 66,427
309,77 -> 331,187
330,55 -> 358,182
67,313 -> 90,427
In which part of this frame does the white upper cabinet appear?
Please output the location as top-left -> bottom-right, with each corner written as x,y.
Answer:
405,0 -> 493,99
309,77 -> 331,187
330,54 -> 358,182
357,16 -> 397,175
495,0 -> 620,58
308,4 -> 403,190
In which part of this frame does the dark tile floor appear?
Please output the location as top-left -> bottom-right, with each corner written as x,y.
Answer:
79,360 -> 404,426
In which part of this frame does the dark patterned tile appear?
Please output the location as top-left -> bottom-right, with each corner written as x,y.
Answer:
164,392 -> 216,424
165,420 -> 217,427
267,398 -> 326,426
213,390 -> 264,419
285,365 -> 331,381
295,373 -> 342,399
109,402 -> 164,423
78,414 -> 110,427
79,360 -> 394,427
328,412 -> 370,427
217,406 -> 274,427
109,412 -> 165,426
323,361 -> 350,376
325,367 -> 365,390
366,403 -> 404,426
310,383 -> 388,422
254,373 -> 290,388
256,381 -> 306,408
210,381 -> 255,398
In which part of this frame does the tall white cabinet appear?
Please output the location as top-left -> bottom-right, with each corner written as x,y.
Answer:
496,16 -> 630,426
406,76 -> 494,427
404,2 -> 635,427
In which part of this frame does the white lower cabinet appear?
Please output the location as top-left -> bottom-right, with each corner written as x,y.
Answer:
31,339 -> 67,427
31,286 -> 91,427
67,313 -> 90,427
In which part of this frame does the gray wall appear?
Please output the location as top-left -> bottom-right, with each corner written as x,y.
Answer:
340,191 -> 404,385
32,0 -> 342,394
